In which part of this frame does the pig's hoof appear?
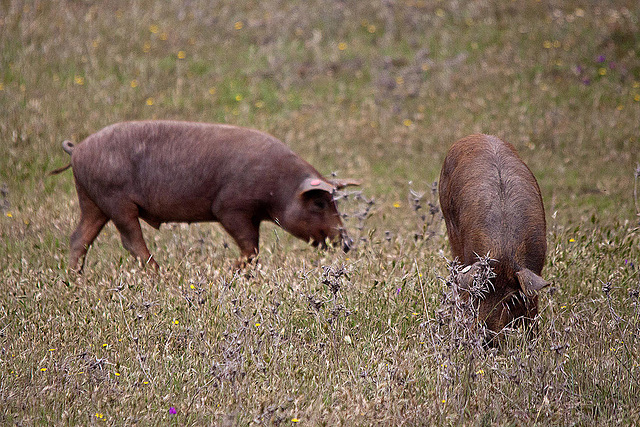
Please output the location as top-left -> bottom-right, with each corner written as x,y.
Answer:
233,256 -> 258,271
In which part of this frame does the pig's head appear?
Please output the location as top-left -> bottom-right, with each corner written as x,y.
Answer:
280,177 -> 358,252
457,261 -> 550,334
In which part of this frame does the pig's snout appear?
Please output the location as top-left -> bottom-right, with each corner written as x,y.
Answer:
341,234 -> 353,253
338,228 -> 353,253
314,229 -> 351,253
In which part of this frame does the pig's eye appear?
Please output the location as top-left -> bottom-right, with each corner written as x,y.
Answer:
313,198 -> 328,210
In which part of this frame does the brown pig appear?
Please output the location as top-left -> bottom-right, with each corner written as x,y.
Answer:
52,121 -> 359,272
438,134 -> 550,333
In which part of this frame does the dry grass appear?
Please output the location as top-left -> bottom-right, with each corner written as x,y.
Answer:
1,0 -> 640,424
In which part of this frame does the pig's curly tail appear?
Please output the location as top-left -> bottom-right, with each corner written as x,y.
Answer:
49,140 -> 75,175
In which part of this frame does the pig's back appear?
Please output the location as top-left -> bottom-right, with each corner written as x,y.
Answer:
76,120 -> 287,164
73,121 -> 297,184
439,135 -> 546,272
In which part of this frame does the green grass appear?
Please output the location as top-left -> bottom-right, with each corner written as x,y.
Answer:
1,0 -> 640,424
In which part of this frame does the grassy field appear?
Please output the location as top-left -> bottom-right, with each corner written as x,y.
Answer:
1,0 -> 640,424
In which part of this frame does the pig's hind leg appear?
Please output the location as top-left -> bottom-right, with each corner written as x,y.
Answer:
70,189 -> 109,273
110,202 -> 159,269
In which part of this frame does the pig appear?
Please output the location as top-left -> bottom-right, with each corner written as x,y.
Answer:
438,134 -> 550,334
51,120 -> 359,272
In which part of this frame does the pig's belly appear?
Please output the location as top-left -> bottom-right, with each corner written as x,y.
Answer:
137,196 -> 218,226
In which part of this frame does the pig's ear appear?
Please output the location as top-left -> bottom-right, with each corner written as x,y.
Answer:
298,178 -> 335,196
456,261 -> 482,289
330,178 -> 361,189
516,268 -> 550,296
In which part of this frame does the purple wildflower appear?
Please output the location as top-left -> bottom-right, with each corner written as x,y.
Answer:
596,55 -> 605,63
169,407 -> 177,415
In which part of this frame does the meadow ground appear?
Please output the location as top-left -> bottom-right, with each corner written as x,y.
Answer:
1,0 -> 640,425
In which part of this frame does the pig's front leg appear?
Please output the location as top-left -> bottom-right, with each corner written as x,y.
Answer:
217,211 -> 260,268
